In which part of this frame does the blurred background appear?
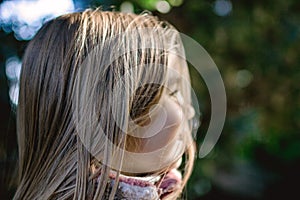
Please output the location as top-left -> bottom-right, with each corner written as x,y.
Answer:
1,0 -> 300,199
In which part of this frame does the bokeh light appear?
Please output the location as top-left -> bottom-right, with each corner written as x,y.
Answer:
5,57 -> 21,81
235,69 -> 253,88
214,0 -> 232,17
5,56 -> 22,105
120,1 -> 134,13
0,0 -> 76,105
168,0 -> 183,7
0,0 -> 75,40
156,0 -> 171,14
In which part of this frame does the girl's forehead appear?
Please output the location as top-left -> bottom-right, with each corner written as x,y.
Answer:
168,53 -> 182,72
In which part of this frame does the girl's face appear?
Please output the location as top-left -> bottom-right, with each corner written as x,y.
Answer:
123,54 -> 195,174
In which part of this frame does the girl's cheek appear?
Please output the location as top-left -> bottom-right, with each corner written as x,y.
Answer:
126,97 -> 183,153
186,104 -> 195,120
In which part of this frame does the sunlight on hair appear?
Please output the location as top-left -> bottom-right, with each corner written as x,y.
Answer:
0,0 -> 75,40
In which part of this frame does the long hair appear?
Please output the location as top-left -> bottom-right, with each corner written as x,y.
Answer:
14,10 -> 195,200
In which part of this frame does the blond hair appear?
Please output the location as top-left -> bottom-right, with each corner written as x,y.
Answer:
14,10 -> 195,200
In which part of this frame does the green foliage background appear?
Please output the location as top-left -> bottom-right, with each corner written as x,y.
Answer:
1,0 -> 300,199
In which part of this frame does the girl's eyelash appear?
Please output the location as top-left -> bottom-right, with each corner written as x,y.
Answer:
169,90 -> 178,96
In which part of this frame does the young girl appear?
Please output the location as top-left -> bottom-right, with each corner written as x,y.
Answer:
13,10 -> 197,200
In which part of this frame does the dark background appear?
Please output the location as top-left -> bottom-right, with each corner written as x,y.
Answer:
1,0 -> 300,199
